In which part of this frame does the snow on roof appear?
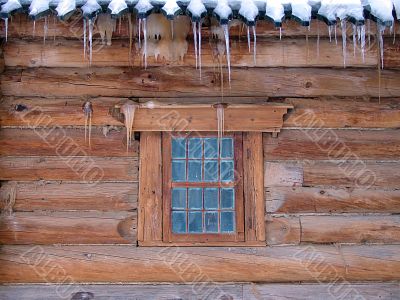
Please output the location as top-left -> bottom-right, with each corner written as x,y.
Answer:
1,0 -> 398,26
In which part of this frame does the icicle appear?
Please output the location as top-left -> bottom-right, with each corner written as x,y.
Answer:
334,24 -> 337,45
222,24 -> 231,84
252,25 -> 256,64
120,101 -> 138,153
82,101 -> 93,147
128,13 -> 133,65
393,21 -> 396,45
247,25 -> 251,52
368,19 -> 371,48
352,24 -> 356,57
33,20 -> 36,37
328,25 -> 332,43
143,18 -> 147,69
360,25 -> 365,63
83,19 -> 87,60
53,15 -> 56,42
198,21 -> 202,79
341,19 -> 347,67
89,18 -> 94,65
279,27 -> 282,40
170,19 -> 174,40
215,104 -> 225,151
317,22 -> 320,58
138,18 -> 141,48
118,16 -> 122,34
43,17 -> 48,45
4,18 -> 8,42
192,21 -> 198,69
377,24 -> 385,70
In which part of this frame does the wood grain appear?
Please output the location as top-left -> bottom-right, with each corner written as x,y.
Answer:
0,156 -> 138,181
265,186 -> 400,213
265,216 -> 300,245
0,212 -> 137,244
0,181 -> 138,212
3,67 -> 400,98
264,129 -> 400,160
0,128 -> 139,157
138,132 -> 163,243
0,244 -> 399,282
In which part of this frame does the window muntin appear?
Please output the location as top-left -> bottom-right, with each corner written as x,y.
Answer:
163,133 -> 245,243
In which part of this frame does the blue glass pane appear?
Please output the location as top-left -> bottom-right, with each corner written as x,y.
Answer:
172,211 -> 186,233
220,160 -> 234,182
188,212 -> 202,233
188,188 -> 202,209
204,160 -> 218,182
204,188 -> 218,209
172,160 -> 186,182
221,211 -> 235,233
188,138 -> 202,159
221,188 -> 234,209
204,138 -> 218,158
221,138 -> 233,158
205,211 -> 218,233
172,188 -> 186,209
172,138 -> 186,159
188,160 -> 202,182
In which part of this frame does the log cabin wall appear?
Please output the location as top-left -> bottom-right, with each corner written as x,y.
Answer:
0,14 -> 400,299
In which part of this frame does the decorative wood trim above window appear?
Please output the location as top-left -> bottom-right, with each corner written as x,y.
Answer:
111,102 -> 293,133
138,131 -> 266,247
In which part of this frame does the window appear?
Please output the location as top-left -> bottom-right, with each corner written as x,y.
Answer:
162,133 -> 245,243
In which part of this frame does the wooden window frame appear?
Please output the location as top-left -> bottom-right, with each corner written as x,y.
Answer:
138,131 -> 266,247
162,132 -> 245,243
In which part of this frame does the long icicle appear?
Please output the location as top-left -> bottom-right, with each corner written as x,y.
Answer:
128,13 -> 133,66
83,19 -> 87,60
4,18 -> 8,42
222,24 -> 231,84
138,18 -> 141,48
43,17 -> 48,45
252,25 -> 256,65
143,18 -> 147,69
192,21 -> 198,69
341,19 -> 347,68
89,18 -> 93,66
198,21 -> 202,79
82,101 -> 93,147
247,25 -> 251,52
121,101 -> 138,153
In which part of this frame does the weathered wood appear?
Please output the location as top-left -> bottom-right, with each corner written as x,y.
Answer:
3,67 -> 400,98
283,98 -> 400,129
0,128 -> 138,157
265,161 -> 400,188
1,283 -> 398,300
0,211 -> 137,244
0,181 -> 137,212
243,132 -> 266,242
244,283 -> 400,300
265,216 -> 300,245
266,186 -> 400,213
3,38 -> 377,68
264,129 -> 400,160
0,156 -> 138,181
138,132 -> 163,243
0,245 -> 399,283
301,215 -> 400,244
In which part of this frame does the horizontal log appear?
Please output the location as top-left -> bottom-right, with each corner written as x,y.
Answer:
264,129 -> 400,160
266,186 -> 400,213
266,216 -> 300,245
0,181 -> 137,211
0,128 -> 138,157
265,161 -> 400,188
0,212 -> 136,244
1,14 -> 374,39
3,38 -> 377,68
244,283 -> 400,300
1,283 -> 399,300
0,244 -> 399,283
300,215 -> 400,244
283,98 -> 400,129
2,97 -> 400,129
3,67 -> 400,98
0,156 -> 138,181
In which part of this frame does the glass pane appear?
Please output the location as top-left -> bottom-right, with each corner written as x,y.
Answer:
221,188 -> 234,209
205,211 -> 218,233
172,138 -> 186,159
188,212 -> 202,233
220,160 -> 234,182
188,138 -> 202,159
204,160 -> 218,182
204,138 -> 218,158
204,188 -> 218,209
172,188 -> 186,209
172,211 -> 186,233
221,211 -> 235,233
221,138 -> 233,158
188,160 -> 202,182
188,188 -> 202,209
172,160 -> 186,182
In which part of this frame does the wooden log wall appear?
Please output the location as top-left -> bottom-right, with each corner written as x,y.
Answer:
0,13 -> 399,299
